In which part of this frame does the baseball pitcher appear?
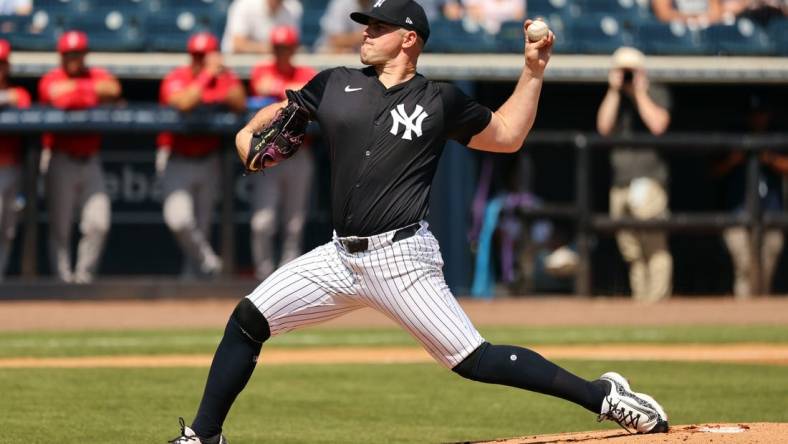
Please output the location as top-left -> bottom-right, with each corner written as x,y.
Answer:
169,1 -> 668,442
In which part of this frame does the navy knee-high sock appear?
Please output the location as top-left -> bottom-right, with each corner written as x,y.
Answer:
191,318 -> 262,438
453,342 -> 608,413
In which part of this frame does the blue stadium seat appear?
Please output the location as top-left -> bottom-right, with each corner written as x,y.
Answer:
426,19 -> 495,53
301,6 -> 325,50
64,8 -> 146,51
576,0 -> 645,23
34,0 -> 79,13
2,11 -> 61,51
568,15 -> 633,53
496,20 -> 524,53
767,19 -> 788,56
703,18 -> 773,55
528,0 -> 576,19
635,20 -> 707,55
154,0 -> 230,15
147,7 -> 223,51
496,19 -> 575,54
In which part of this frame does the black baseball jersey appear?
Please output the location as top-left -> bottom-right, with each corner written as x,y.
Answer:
287,66 -> 492,237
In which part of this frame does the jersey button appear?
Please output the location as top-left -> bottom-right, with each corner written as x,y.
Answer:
354,183 -> 361,188
364,150 -> 371,157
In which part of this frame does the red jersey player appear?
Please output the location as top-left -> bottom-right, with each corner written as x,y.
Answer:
0,39 -> 31,281
158,32 -> 246,279
38,30 -> 122,283
247,26 -> 317,280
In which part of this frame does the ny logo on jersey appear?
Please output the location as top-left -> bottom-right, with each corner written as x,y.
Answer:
373,0 -> 386,7
390,104 -> 428,141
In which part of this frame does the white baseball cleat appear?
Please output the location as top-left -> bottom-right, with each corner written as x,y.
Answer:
168,418 -> 227,444
597,372 -> 669,434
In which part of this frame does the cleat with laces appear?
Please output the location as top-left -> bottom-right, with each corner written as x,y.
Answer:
168,418 -> 228,444
597,372 -> 668,434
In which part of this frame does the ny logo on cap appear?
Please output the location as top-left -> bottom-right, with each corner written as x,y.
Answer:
390,104 -> 428,140
373,0 -> 386,7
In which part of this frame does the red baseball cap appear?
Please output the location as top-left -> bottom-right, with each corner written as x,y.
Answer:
270,26 -> 299,47
58,30 -> 89,53
187,32 -> 219,54
0,39 -> 10,61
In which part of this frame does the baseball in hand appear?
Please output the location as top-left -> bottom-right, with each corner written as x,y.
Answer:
526,20 -> 549,42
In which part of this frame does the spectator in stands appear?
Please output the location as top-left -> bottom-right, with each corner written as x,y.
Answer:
317,0 -> 439,52
721,0 -> 787,26
248,26 -> 316,280
38,31 -> 121,284
596,47 -> 673,302
0,39 -> 30,281
221,0 -> 302,54
158,32 -> 246,279
459,0 -> 526,34
0,0 -> 32,15
715,93 -> 785,297
652,0 -> 724,27
442,1 -> 465,20
316,0 -> 371,53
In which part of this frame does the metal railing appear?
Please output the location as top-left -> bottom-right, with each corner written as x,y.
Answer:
524,131 -> 788,296
2,106 -> 787,295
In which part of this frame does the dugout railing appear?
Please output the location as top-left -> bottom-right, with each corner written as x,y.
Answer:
523,131 -> 788,297
1,106 -> 787,297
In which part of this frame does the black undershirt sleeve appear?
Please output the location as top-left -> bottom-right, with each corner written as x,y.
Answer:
439,82 -> 493,145
285,67 -> 336,119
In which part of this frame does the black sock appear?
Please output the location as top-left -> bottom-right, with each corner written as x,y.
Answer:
191,317 -> 263,438
453,342 -> 608,413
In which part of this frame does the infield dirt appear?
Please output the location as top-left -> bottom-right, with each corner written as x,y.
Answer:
468,423 -> 788,443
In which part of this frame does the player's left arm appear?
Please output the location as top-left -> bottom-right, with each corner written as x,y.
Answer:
234,99 -> 288,163
468,20 -> 553,153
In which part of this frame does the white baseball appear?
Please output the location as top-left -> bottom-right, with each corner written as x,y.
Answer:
526,20 -> 549,42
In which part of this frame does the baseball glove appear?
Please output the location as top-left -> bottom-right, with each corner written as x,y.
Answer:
244,102 -> 310,174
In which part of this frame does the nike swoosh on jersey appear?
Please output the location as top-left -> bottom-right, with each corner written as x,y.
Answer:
344,86 -> 363,92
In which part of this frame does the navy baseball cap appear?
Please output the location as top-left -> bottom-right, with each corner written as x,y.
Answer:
351,0 -> 430,43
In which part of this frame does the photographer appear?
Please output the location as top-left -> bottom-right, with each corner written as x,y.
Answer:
597,47 -> 673,302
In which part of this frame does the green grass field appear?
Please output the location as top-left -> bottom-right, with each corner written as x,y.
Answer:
2,326 -> 787,443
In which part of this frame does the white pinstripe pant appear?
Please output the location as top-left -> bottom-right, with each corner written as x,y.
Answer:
246,222 -> 485,368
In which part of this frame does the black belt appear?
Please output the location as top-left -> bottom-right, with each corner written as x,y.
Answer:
340,223 -> 420,254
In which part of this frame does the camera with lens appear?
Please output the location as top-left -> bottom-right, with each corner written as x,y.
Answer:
622,69 -> 634,84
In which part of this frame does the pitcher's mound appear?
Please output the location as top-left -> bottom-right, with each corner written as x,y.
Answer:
469,423 -> 788,443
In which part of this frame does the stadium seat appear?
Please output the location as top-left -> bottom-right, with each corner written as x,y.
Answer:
496,19 -> 575,54
703,18 -> 773,55
568,15 -> 633,54
2,10 -> 61,51
35,0 -> 79,13
767,19 -> 788,56
301,6 -> 324,50
147,7 -> 223,51
154,0 -> 230,15
576,0 -> 645,24
635,20 -> 708,55
426,19 -> 496,53
528,0 -> 577,19
64,7 -> 146,51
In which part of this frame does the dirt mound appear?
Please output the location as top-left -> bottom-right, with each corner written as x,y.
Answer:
470,423 -> 788,443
